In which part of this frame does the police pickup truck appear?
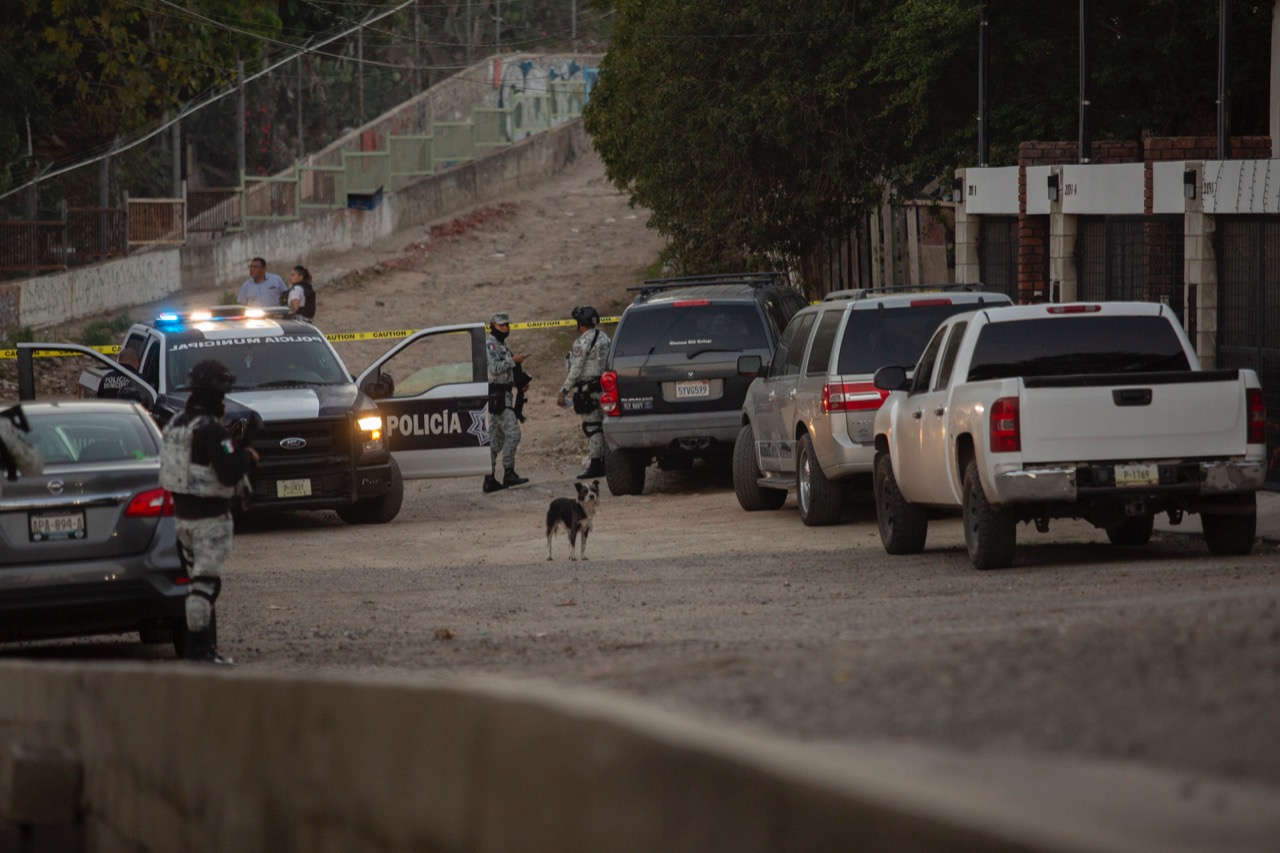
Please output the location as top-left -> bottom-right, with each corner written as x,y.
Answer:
872,301 -> 1267,569
18,306 -> 494,524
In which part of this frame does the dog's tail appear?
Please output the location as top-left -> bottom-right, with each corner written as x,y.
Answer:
545,505 -> 558,537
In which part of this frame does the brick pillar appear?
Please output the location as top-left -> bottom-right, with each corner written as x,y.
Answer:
1017,215 -> 1047,302
1049,213 -> 1077,302
1186,211 -> 1217,368
954,170 -> 980,285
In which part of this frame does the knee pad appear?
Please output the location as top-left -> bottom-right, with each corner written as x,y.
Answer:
581,420 -> 603,438
190,576 -> 222,605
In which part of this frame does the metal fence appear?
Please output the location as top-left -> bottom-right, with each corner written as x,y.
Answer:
0,67 -> 589,274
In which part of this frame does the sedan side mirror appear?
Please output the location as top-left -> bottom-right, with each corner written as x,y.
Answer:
873,365 -> 909,392
737,355 -> 764,377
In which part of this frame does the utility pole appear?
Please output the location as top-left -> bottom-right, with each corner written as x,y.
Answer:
237,59 -> 246,181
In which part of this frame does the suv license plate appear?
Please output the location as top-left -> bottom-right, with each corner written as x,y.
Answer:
30,511 -> 86,541
1114,463 -> 1158,487
675,380 -> 710,399
277,478 -> 313,498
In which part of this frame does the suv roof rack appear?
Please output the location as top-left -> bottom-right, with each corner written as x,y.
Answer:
628,271 -> 787,296
823,283 -> 988,302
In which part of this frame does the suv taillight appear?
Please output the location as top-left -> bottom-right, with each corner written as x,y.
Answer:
1247,388 -> 1266,444
600,371 -> 620,416
125,488 -> 174,518
989,397 -> 1021,453
822,382 -> 887,413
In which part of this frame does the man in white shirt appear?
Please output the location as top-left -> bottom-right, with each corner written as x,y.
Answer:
237,258 -> 287,307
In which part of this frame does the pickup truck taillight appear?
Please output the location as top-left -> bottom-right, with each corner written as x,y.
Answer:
600,371 -> 620,417
125,488 -> 174,518
989,397 -> 1021,453
822,382 -> 888,413
1247,388 -> 1266,444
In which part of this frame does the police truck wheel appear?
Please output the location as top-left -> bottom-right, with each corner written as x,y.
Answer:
797,433 -> 842,526
337,459 -> 404,524
733,423 -> 786,511
605,447 -> 646,497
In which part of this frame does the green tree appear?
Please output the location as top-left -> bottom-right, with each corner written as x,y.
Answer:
0,0 -> 280,187
587,0 -> 1272,272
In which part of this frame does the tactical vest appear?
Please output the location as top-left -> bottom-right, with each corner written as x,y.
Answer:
159,416 -> 235,499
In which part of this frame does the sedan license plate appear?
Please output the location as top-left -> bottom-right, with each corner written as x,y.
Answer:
276,478 -> 313,498
675,379 -> 710,400
1114,463 -> 1159,487
29,511 -> 86,542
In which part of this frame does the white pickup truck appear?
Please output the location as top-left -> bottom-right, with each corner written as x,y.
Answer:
872,302 -> 1267,569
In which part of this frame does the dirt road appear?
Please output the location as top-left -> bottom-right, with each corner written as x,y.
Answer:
11,150 -> 1280,820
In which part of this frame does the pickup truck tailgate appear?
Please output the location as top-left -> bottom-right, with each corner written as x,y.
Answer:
1019,371 -> 1249,463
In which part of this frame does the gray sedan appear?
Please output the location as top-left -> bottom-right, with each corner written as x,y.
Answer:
0,400 -> 187,655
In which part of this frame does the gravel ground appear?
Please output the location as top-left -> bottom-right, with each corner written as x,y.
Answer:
7,149 -> 1280,808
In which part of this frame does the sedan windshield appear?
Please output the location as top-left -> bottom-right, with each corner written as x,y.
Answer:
25,409 -> 160,465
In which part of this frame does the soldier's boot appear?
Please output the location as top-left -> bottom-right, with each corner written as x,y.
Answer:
576,458 -> 606,479
502,467 -> 529,488
482,474 -> 505,493
185,629 -> 234,666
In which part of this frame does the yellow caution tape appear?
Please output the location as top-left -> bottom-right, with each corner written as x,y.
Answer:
0,318 -> 623,359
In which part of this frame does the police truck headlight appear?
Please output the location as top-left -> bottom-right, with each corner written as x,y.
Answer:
357,415 -> 384,453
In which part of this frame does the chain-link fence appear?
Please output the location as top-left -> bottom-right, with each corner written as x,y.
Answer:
0,0 -> 612,276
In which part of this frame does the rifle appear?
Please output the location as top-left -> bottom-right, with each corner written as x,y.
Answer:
512,365 -> 533,423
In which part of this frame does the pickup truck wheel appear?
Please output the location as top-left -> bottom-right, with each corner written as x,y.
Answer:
797,434 -> 841,526
1106,515 -> 1154,546
337,459 -> 404,524
733,424 -> 786,511
875,453 -> 927,554
605,447 -> 647,497
962,461 -> 1016,570
1201,495 -> 1257,556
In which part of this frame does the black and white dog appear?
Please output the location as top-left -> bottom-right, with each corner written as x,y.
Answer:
545,479 -> 600,561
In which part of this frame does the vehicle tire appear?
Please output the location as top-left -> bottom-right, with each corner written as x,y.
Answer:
1201,494 -> 1257,556
797,433 -> 842,526
875,453 -> 927,554
962,460 -> 1016,570
337,458 -> 404,524
733,423 -> 786,511
1106,514 -> 1154,546
605,446 -> 646,497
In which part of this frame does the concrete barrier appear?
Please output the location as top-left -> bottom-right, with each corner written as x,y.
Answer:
3,661 -> 1279,853
11,119 -> 591,331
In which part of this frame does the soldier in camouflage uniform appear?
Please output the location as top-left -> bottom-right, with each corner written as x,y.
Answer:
159,360 -> 258,665
557,305 -> 610,480
484,312 -> 530,492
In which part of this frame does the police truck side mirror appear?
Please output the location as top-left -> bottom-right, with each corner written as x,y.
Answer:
737,355 -> 763,377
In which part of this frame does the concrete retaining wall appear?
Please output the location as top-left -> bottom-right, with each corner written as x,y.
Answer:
0,661 -> 1071,853
13,120 -> 591,330
6,661 -> 1275,853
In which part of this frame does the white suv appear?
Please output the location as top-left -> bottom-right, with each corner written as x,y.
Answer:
734,285 -> 1012,525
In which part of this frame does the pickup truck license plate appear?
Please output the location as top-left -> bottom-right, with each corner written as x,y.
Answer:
675,380 -> 710,399
276,478 -> 313,498
1114,463 -> 1159,487
29,511 -> 86,541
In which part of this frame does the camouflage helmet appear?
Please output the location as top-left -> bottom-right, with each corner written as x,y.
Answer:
188,359 -> 236,393
571,305 -> 600,328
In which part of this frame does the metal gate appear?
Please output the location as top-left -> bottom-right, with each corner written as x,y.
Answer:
978,216 -> 1018,300
1076,216 -> 1185,321
1216,217 -> 1280,488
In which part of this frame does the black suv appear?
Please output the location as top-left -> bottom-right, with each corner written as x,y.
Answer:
599,272 -> 809,496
